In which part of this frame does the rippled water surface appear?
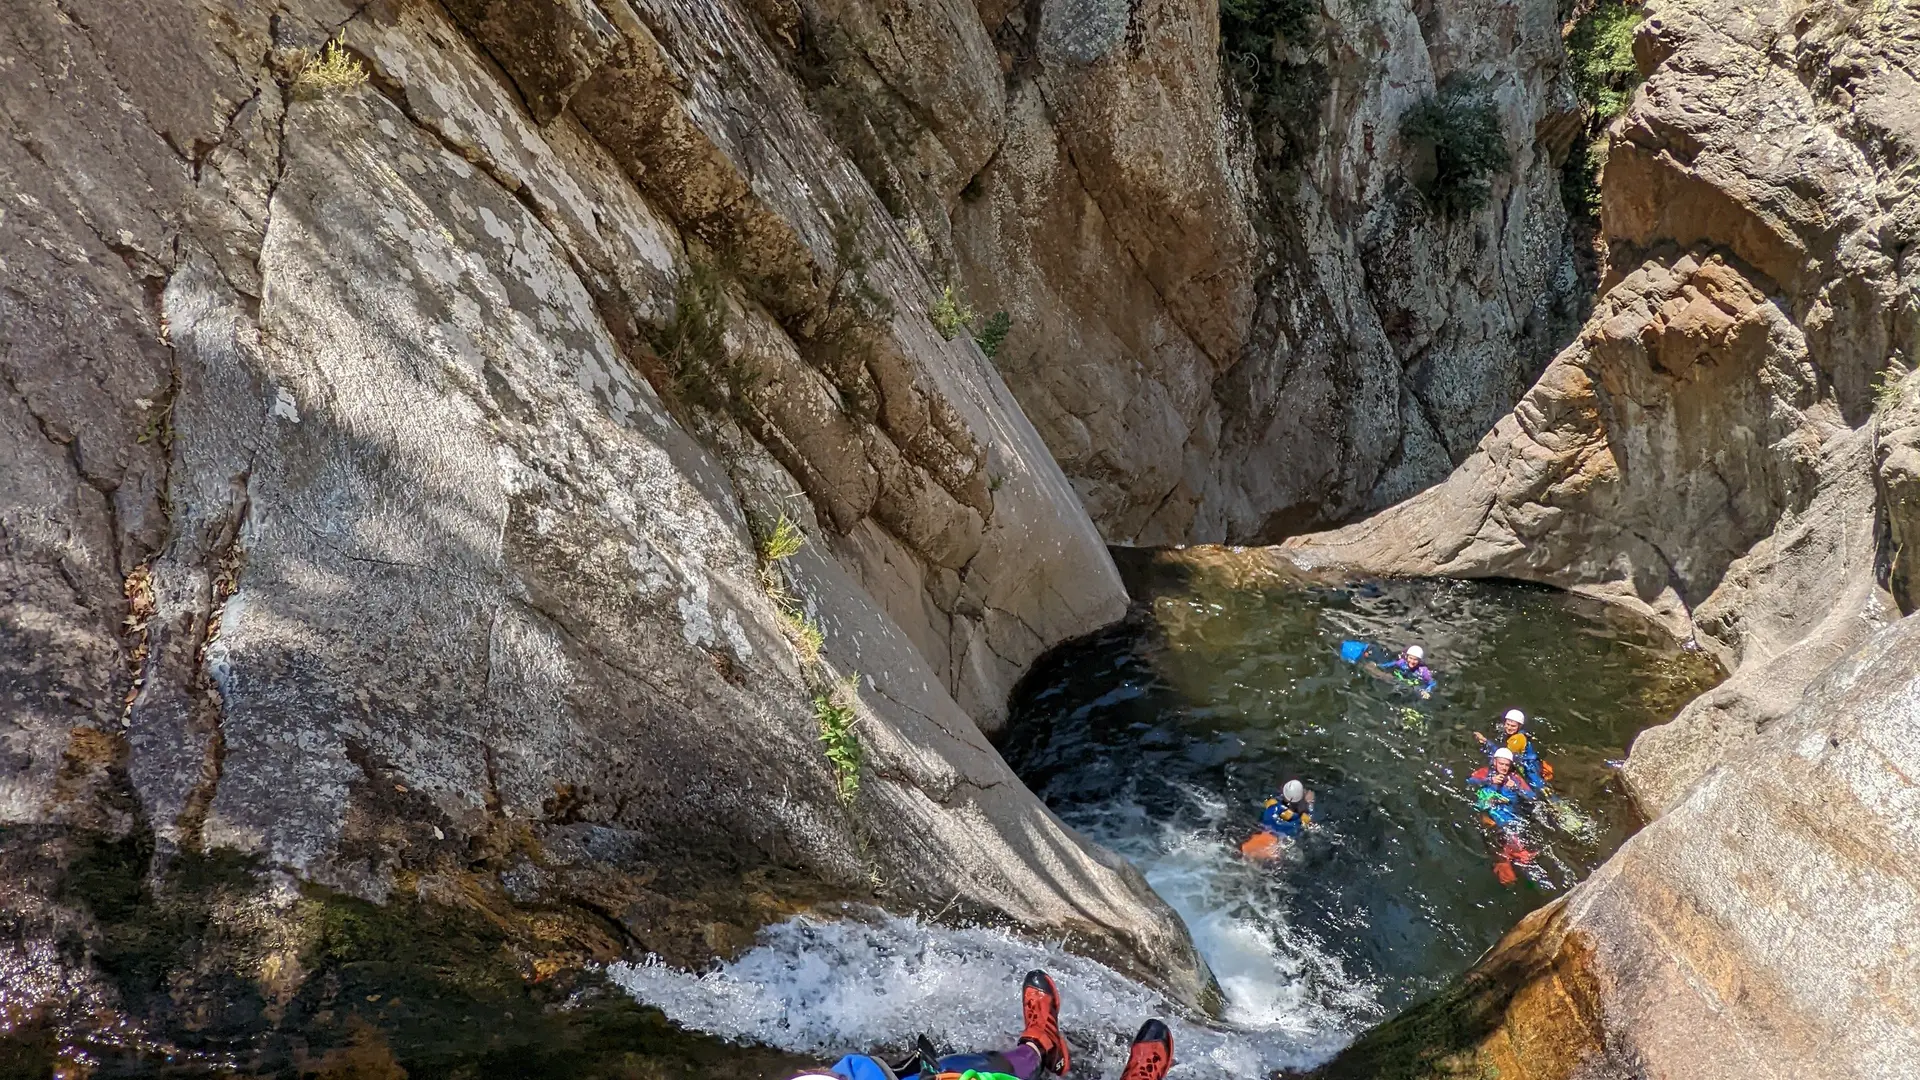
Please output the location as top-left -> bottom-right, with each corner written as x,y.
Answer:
999,554 -> 1722,1037
615,556 -> 1720,1078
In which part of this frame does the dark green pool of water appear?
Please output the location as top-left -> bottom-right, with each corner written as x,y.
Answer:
999,555 -> 1720,1032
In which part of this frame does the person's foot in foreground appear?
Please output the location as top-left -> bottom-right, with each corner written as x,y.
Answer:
1120,1019 -> 1175,1080
790,968 -> 1174,1079
1019,969 -> 1070,1075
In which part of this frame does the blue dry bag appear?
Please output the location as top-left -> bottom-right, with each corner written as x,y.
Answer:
1339,640 -> 1371,663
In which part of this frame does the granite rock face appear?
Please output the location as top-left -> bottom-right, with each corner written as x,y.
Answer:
1288,0 -> 1920,1074
0,0 -> 1216,1047
1286,0 -> 1919,814
1319,611 -> 1920,1080
801,0 -> 1584,542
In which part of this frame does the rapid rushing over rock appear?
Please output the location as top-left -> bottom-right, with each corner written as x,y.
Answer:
2,0 -> 1916,1074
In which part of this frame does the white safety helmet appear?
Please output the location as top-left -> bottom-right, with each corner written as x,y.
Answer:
1503,709 -> 1526,725
1283,779 -> 1305,803
1405,645 -> 1425,661
1492,747 -> 1515,762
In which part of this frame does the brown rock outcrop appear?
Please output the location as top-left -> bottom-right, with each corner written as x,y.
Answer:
1288,0 -> 1920,1074
796,0 -> 1586,542
1876,370 -> 1920,612
1317,610 -> 1920,1080
1286,0 -> 1918,813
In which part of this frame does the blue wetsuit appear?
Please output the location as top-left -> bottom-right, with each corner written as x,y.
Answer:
1260,796 -> 1313,838
812,1047 -> 1037,1080
1467,767 -> 1536,829
1380,657 -> 1436,695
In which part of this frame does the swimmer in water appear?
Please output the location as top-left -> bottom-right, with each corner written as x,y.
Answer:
1378,644 -> 1436,699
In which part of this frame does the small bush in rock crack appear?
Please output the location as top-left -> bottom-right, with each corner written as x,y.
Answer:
973,310 -> 1012,358
292,32 -> 368,97
1403,80 -> 1512,214
929,284 -> 974,340
1219,0 -> 1328,177
655,260 -> 763,413
1569,1 -> 1644,125
814,676 -> 863,803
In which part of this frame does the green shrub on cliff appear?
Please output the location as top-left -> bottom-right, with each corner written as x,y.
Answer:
656,259 -> 766,414
814,675 -> 864,803
1403,80 -> 1512,213
1221,0 -> 1316,52
1563,1 -> 1646,219
292,32 -> 368,97
1569,1 -> 1644,124
928,285 -> 1013,358
1218,0 -> 1328,179
760,515 -> 807,562
974,310 -> 1012,359
1874,366 -> 1911,413
929,285 -> 974,340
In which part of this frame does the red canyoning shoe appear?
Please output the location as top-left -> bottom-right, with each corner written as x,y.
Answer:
1120,1019 -> 1174,1080
1018,969 -> 1070,1075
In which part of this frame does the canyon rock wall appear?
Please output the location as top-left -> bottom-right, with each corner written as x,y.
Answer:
1318,610 -> 1920,1080
1286,0 -> 1918,814
801,0 -> 1585,543
1290,0 -> 1919,1075
0,0 -> 1220,1048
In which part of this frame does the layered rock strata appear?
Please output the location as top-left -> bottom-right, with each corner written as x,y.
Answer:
1288,0 -> 1920,1074
0,0 -> 1215,1050
802,0 -> 1585,542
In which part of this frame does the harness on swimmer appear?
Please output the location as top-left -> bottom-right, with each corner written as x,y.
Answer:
1264,797 -> 1312,827
928,1066 -> 1021,1080
886,1036 -> 1024,1080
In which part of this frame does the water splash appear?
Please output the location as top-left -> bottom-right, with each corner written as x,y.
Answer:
612,576 -> 1715,1076
1083,786 -> 1382,1040
610,905 -> 1358,1079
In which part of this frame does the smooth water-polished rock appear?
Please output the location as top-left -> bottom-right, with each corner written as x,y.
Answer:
0,0 -> 1215,1049
1314,611 -> 1920,1080
1290,0 -> 1920,1074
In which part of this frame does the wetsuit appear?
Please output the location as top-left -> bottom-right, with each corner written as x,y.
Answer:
1467,767 -> 1535,829
805,1045 -> 1040,1080
1260,795 -> 1313,838
1483,734 -> 1546,788
1380,657 -> 1436,695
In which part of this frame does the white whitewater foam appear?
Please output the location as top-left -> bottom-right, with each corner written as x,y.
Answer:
612,788 -> 1377,1078
1126,815 -> 1380,1039
611,908 -> 1348,1079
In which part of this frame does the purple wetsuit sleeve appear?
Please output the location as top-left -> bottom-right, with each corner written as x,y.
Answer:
1005,1043 -> 1042,1080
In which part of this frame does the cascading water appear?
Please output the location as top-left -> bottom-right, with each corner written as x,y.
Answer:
609,908 -> 1348,1078
615,557 -> 1719,1077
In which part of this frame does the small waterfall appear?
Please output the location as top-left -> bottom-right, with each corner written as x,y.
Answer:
1084,786 -> 1383,1039
613,574 -> 1720,1076
611,904 -> 1362,1078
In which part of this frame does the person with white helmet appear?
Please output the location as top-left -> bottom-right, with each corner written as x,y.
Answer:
1477,709 -> 1549,788
1379,643 -> 1436,699
1259,778 -> 1316,840
1467,746 -> 1537,830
